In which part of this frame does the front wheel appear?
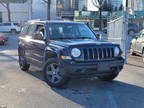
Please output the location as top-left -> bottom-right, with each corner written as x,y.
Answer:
98,72 -> 119,81
43,58 -> 69,88
19,49 -> 30,71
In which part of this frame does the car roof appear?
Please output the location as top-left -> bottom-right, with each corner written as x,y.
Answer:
27,20 -> 85,25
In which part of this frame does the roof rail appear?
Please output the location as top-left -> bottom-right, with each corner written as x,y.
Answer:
28,19 -> 40,23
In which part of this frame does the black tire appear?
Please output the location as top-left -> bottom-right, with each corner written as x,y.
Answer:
98,72 -> 119,81
19,49 -> 30,71
142,50 -> 144,63
43,58 -> 69,88
11,29 -> 16,34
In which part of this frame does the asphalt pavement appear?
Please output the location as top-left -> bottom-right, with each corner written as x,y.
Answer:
0,35 -> 144,108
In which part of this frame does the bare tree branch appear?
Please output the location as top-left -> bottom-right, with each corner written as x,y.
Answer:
42,0 -> 48,3
0,2 -> 7,8
0,0 -> 11,22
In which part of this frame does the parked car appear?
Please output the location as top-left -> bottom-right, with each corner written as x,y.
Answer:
0,36 -> 5,45
0,22 -> 21,33
18,21 -> 124,88
128,23 -> 138,35
130,29 -> 144,62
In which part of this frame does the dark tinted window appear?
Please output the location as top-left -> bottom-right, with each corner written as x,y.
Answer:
14,23 -> 20,26
2,23 -> 11,26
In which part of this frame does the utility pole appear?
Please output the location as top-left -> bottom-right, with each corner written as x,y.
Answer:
124,0 -> 129,63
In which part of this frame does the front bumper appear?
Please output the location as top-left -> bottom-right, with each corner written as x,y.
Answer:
59,58 -> 124,77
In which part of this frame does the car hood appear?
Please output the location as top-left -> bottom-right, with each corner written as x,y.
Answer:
49,39 -> 118,47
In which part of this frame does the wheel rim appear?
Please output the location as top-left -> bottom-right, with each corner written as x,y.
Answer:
46,63 -> 62,84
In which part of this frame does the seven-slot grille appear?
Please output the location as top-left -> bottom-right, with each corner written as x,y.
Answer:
81,47 -> 115,61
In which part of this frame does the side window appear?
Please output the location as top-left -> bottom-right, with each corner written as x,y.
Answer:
33,25 -> 45,40
3,23 -> 11,26
20,25 -> 30,36
27,24 -> 37,35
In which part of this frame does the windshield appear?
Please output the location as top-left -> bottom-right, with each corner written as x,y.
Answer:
48,23 -> 97,40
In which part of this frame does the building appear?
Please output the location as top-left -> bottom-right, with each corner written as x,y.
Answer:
0,0 -> 30,23
32,0 -> 56,20
133,0 -> 144,11
71,0 -> 79,10
110,0 -> 122,11
78,0 -> 88,11
0,0 -> 57,23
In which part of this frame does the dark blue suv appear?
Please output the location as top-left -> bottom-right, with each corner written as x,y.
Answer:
18,21 -> 124,88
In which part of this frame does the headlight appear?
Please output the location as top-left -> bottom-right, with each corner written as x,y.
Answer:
114,47 -> 120,56
71,48 -> 81,58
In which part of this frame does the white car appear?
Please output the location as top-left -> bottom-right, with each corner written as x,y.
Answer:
0,22 -> 21,33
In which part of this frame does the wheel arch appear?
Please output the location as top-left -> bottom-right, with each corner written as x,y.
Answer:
44,47 -> 61,63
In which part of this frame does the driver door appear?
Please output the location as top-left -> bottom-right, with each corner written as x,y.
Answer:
31,25 -> 46,67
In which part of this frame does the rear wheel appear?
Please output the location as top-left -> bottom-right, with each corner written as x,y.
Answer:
43,58 -> 69,88
142,50 -> 144,62
98,72 -> 119,81
19,49 -> 30,71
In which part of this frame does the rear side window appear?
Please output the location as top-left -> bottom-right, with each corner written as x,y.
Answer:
20,25 -> 30,36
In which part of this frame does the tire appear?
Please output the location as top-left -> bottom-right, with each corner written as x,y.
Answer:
43,58 -> 69,88
11,29 -> 16,34
19,49 -> 30,71
98,72 -> 119,81
142,50 -> 144,63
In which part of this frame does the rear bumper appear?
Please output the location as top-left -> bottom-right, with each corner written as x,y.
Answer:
59,58 -> 124,77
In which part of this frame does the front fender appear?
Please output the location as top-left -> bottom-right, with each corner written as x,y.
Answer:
44,46 -> 61,64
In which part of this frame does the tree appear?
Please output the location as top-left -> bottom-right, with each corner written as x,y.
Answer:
0,0 -> 11,22
42,0 -> 51,20
119,4 -> 123,11
91,0 -> 104,31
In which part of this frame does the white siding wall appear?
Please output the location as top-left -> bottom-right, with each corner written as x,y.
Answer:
0,2 -> 29,23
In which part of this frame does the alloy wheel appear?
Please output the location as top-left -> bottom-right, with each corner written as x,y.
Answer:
46,63 -> 62,84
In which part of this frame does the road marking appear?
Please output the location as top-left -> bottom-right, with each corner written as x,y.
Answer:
106,91 -> 118,108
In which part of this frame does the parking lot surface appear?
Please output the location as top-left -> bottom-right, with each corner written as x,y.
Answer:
0,35 -> 144,108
